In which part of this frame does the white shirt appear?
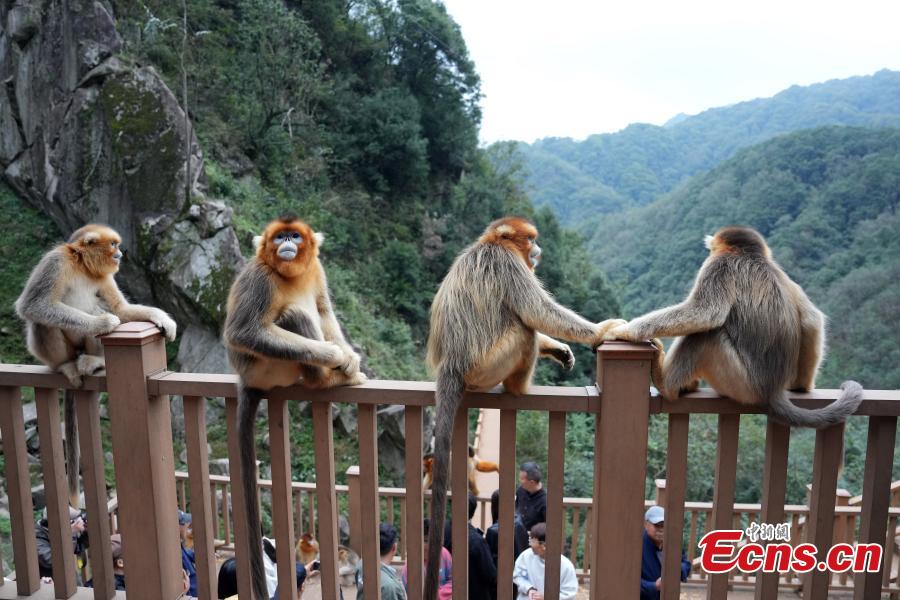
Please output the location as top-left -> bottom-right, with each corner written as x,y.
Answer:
512,548 -> 578,600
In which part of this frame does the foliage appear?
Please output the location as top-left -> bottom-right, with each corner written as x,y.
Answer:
0,184 -> 62,363
512,70 -> 900,222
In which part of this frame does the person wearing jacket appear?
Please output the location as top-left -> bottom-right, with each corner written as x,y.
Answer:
640,506 -> 691,600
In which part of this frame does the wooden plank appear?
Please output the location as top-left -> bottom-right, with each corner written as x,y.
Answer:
225,397 -> 252,600
662,414 -> 689,600
358,404 -> 381,600
544,411 -> 566,600
0,386 -> 41,595
74,390 -> 115,600
35,387 -> 78,598
307,491 -> 316,540
451,405 -> 469,600
755,420 -> 790,600
803,423 -> 844,600
184,396 -> 217,600
854,416 -> 897,600
211,482 -> 220,543
404,406 -> 424,598
591,343 -> 654,600
497,410 -> 517,600
269,396 -> 297,600
312,402 -> 341,600
706,414 -> 740,600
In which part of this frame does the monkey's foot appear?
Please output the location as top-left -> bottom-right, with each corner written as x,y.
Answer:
58,362 -> 83,388
77,354 -> 106,377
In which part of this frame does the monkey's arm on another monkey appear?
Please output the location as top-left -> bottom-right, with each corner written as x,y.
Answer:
502,253 -> 624,345
225,267 -> 348,368
609,259 -> 737,342
15,251 -> 120,335
98,282 -> 177,341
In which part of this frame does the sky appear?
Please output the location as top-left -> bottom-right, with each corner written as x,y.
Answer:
440,0 -> 900,144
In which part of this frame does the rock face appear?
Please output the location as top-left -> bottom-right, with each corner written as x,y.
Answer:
0,0 -> 243,372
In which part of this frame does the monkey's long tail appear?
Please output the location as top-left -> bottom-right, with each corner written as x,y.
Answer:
425,365 -> 466,600
64,390 -> 80,508
768,380 -> 864,429
238,387 -> 269,600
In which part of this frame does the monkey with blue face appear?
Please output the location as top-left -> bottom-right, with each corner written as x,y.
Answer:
224,215 -> 365,600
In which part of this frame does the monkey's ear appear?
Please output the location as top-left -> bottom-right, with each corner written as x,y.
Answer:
495,224 -> 514,238
314,232 -> 325,246
704,234 -> 715,251
83,231 -> 101,245
253,235 -> 264,250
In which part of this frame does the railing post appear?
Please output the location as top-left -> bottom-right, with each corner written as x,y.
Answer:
655,479 -> 667,506
591,341 -> 655,600
102,322 -> 182,600
347,466 -> 361,552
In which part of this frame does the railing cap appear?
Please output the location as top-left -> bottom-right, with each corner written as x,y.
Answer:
100,322 -> 165,347
595,340 -> 658,359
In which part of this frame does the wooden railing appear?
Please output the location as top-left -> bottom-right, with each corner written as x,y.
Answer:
1,322 -> 899,600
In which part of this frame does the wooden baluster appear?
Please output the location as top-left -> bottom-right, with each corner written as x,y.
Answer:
755,420 -> 790,600
571,507 -> 582,567
0,386 -> 40,595
662,414 -> 689,600
269,396 -> 297,599
497,409 -> 517,600
358,404 -> 381,600
312,402 -> 341,600
451,404 -> 469,600
803,423 -> 844,600
591,341 -> 655,600
184,396 -> 216,600
707,414 -> 740,599
75,389 -> 115,600
544,411 -> 567,600
225,397 -> 251,600
404,406 -> 424,597
854,415 -> 897,599
35,387 -> 78,598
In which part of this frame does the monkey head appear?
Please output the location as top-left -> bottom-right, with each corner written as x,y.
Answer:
479,217 -> 541,270
705,226 -> 771,259
254,215 -> 324,278
66,224 -> 124,277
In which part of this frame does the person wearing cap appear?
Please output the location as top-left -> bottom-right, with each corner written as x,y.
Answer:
35,505 -> 88,579
178,510 -> 198,597
640,506 -> 690,600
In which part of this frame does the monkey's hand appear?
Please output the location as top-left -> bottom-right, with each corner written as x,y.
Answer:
91,313 -> 121,336
603,321 -> 644,343
548,344 -> 575,371
591,318 -> 628,348
338,347 -> 362,376
150,310 -> 178,341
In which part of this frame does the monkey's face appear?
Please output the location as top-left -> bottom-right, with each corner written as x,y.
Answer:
256,217 -> 320,278
480,217 -> 541,271
69,226 -> 124,277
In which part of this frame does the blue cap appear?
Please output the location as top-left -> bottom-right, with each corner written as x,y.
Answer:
645,505 -> 664,524
178,510 -> 192,525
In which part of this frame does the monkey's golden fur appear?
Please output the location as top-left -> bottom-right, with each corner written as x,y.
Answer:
15,224 -> 177,506
607,226 -> 863,428
224,216 -> 365,600
422,445 -> 499,496
423,216 -> 624,599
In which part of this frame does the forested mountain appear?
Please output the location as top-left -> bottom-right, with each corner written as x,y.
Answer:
515,70 -> 900,224
590,126 -> 900,390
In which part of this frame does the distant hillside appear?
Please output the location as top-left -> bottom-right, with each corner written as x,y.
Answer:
514,70 -> 900,224
589,126 -> 900,390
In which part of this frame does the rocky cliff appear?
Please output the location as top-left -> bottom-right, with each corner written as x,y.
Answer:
0,0 -> 239,371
